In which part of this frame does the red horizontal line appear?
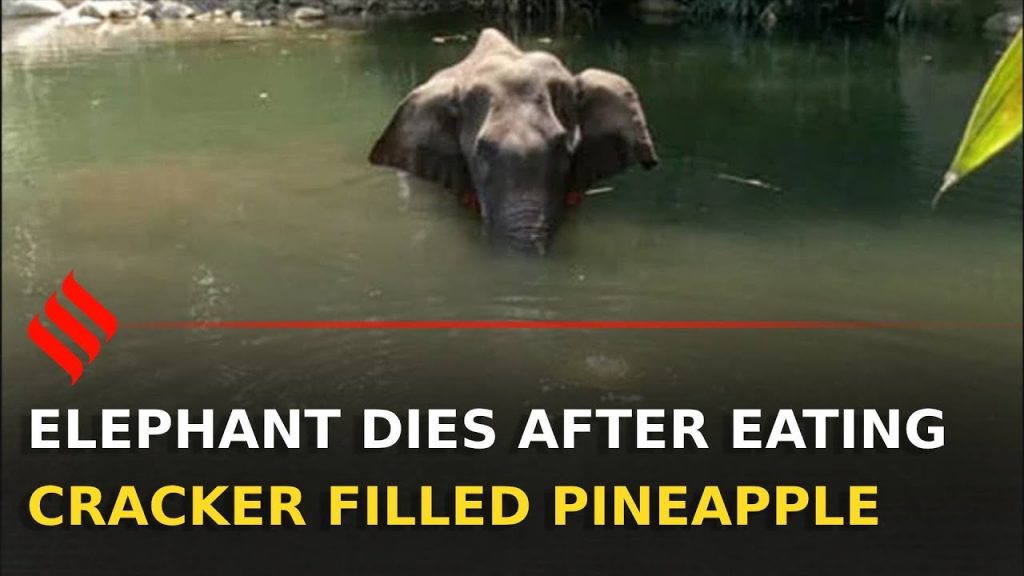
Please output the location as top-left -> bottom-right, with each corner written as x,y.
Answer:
122,320 -> 1020,331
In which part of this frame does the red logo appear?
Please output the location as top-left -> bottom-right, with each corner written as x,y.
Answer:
27,271 -> 118,385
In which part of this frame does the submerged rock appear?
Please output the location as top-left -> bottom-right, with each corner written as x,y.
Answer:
2,0 -> 66,18
584,354 -> 631,380
636,0 -> 685,14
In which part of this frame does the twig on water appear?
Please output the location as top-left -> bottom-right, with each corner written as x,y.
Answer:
716,173 -> 783,192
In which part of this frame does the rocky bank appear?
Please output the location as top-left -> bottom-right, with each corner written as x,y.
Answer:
2,0 -> 1022,32
2,0 -> 464,28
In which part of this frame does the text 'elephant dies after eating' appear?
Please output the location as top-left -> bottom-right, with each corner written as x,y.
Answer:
369,28 -> 659,254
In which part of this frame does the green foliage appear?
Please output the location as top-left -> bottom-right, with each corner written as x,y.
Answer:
886,0 -> 1001,28
935,28 -> 1023,206
678,0 -> 986,23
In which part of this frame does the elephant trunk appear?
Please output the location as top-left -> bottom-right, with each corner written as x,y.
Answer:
489,200 -> 557,255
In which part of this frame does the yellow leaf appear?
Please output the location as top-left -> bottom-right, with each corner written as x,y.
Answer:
934,28 -> 1023,207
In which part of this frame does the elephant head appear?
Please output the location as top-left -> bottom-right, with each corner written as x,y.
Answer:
369,28 -> 658,253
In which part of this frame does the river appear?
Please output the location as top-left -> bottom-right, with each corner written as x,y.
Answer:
2,14 -> 1022,574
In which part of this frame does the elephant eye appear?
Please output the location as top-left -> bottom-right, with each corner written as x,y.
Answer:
464,83 -> 491,110
476,138 -> 500,158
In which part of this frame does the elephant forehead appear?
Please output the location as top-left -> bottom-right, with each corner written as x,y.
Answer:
467,52 -> 572,95
521,51 -> 573,78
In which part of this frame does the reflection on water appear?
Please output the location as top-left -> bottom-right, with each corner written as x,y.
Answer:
1,16 -> 1021,404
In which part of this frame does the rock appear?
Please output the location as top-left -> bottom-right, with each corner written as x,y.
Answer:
77,0 -> 141,19
195,9 -> 228,22
325,0 -> 361,14
56,6 -> 102,26
387,0 -> 418,11
153,0 -> 195,19
984,10 -> 1023,34
252,3 -> 280,20
363,0 -> 384,15
2,0 -> 66,18
291,5 -> 324,20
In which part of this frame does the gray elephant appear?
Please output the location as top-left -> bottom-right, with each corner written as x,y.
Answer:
369,28 -> 658,253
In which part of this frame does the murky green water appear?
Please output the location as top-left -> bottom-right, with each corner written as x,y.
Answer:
3,17 -> 1021,373
1,15 -> 1022,574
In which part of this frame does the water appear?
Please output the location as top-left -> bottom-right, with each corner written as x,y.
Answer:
3,17 -> 1020,393
1,15 -> 1022,575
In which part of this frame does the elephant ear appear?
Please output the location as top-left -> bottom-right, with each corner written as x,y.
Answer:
572,69 -> 659,191
369,76 -> 471,192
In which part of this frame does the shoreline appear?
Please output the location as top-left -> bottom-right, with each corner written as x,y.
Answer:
1,0 -> 432,31
4,0 -> 1022,34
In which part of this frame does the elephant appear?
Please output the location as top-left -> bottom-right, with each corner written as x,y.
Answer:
369,28 -> 658,253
